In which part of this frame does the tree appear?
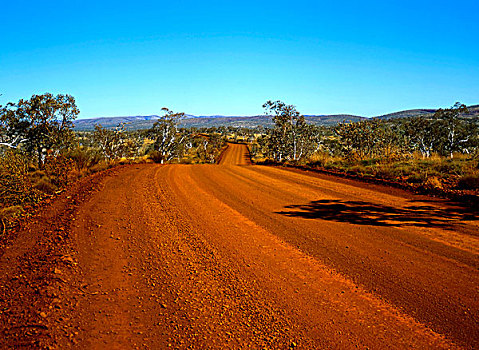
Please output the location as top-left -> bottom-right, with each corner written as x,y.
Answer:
1,93 -> 79,167
93,123 -> 135,160
374,119 -> 408,160
147,108 -> 187,163
0,102 -> 29,152
263,100 -> 309,162
402,116 -> 439,158
334,120 -> 377,160
433,102 -> 470,158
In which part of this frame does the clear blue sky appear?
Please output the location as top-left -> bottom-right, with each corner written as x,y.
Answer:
1,0 -> 478,118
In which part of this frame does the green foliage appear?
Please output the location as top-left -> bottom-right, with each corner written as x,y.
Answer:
401,103 -> 477,158
334,119 -> 407,161
402,116 -> 438,158
1,93 -> 79,167
262,100 -> 320,162
434,103 -> 470,157
190,134 -> 225,163
63,146 -> 102,170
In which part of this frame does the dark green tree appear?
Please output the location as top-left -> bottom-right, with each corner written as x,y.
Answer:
1,93 -> 79,167
334,120 -> 377,160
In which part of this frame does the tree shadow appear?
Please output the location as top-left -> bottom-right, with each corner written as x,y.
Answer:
242,154 -> 252,165
277,199 -> 478,229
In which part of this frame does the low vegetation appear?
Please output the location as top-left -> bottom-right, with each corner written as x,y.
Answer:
1,93 -> 477,233
0,93 -> 226,234
250,100 -> 479,198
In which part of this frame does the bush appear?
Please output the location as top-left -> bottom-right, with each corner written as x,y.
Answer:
374,166 -> 397,179
148,151 -> 165,164
360,158 -> 379,167
0,151 -> 41,208
422,176 -> 443,191
44,155 -> 75,187
89,162 -> 110,173
434,161 -> 464,175
64,147 -> 102,170
29,170 -> 47,182
34,177 -> 58,194
407,172 -> 426,183
0,206 -> 25,235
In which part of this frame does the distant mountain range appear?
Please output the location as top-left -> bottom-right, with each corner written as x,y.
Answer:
375,105 -> 479,120
73,105 -> 479,131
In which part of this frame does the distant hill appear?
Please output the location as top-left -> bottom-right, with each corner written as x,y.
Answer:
74,115 -> 162,131
74,105 -> 478,131
305,115 -> 365,125
181,114 -> 365,129
74,114 -> 366,131
374,105 -> 479,120
374,109 -> 436,120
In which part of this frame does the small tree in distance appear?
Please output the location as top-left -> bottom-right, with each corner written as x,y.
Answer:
148,108 -> 186,164
93,123 -> 136,161
434,102 -> 470,158
263,100 -> 311,162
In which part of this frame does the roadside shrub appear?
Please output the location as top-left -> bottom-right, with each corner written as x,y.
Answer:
434,161 -> 464,175
65,147 -> 102,170
29,170 -> 47,182
422,176 -> 443,191
306,152 -> 331,168
347,165 -> 368,175
44,155 -> 75,188
374,166 -> 397,179
89,162 -> 110,173
407,172 -> 426,183
180,157 -> 193,164
34,177 -> 58,195
0,206 -> 25,235
148,151 -> 164,164
0,151 -> 41,208
360,158 -> 378,167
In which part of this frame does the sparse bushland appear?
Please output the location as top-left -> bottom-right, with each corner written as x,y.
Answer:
2,93 -> 478,231
249,101 -> 479,201
0,96 -> 228,234
144,108 -> 227,164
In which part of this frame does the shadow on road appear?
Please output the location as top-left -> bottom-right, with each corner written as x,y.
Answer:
277,199 -> 478,230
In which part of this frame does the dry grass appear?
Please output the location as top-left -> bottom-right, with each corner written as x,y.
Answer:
303,151 -> 479,191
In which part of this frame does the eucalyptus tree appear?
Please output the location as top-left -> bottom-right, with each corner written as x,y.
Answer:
334,120 -> 377,160
433,102 -> 471,158
93,123 -> 138,160
0,93 -> 79,166
147,108 -> 187,163
263,100 -> 309,162
0,101 -> 29,151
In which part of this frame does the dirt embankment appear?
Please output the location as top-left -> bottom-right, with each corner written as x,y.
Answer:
1,143 -> 478,349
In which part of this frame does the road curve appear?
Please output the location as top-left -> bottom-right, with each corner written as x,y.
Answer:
16,143 -> 479,349
217,142 -> 252,165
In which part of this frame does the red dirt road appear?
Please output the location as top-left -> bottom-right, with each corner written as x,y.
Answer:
1,143 -> 478,349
